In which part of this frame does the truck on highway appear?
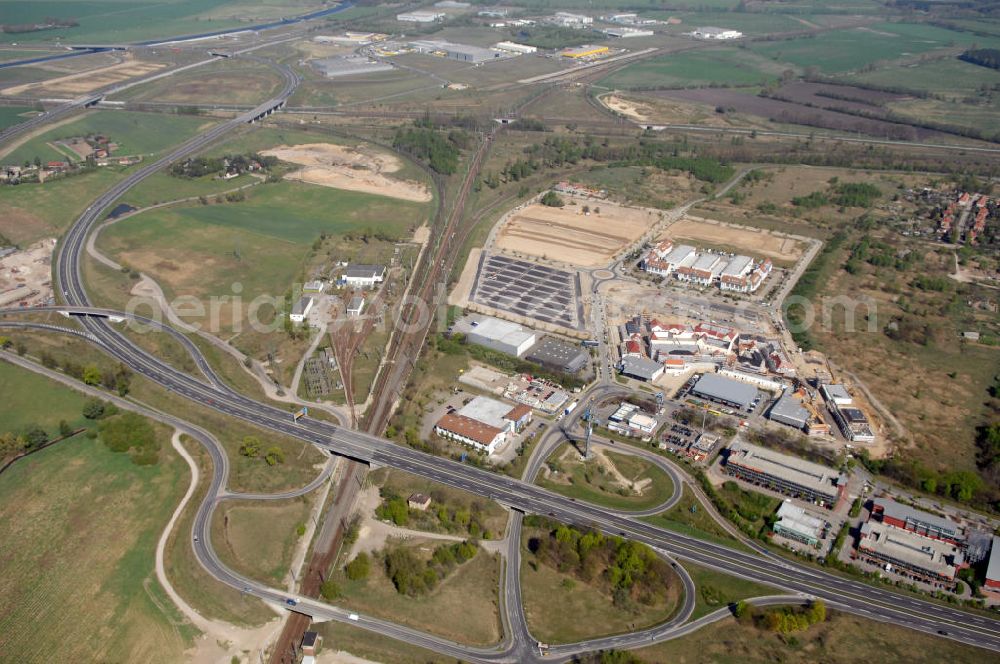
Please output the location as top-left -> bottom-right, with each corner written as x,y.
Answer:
348,613 -> 359,621
564,400 -> 579,417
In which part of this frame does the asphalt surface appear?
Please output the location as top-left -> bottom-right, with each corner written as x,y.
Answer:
0,43 -> 993,661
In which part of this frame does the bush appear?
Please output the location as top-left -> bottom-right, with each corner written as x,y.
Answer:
82,398 -> 106,420
99,412 -> 158,465
239,436 -> 260,458
376,496 -> 410,526
540,191 -> 565,207
320,579 -> 342,601
264,446 -> 284,466
345,552 -> 371,581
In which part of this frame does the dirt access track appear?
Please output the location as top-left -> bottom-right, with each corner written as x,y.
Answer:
664,216 -> 806,264
260,143 -> 432,203
2,58 -> 165,97
495,196 -> 661,268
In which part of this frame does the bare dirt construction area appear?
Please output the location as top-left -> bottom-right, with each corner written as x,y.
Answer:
603,92 -> 750,128
2,58 -> 165,97
665,216 -> 806,265
0,238 -> 56,307
495,196 -> 661,267
260,143 -> 431,202
602,94 -> 652,122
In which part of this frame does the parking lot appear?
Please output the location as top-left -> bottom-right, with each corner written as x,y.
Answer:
470,254 -> 584,329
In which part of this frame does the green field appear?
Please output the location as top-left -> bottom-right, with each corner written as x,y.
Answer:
3,111 -> 217,166
174,182 -> 425,244
642,485 -> 752,552
0,167 -> 125,244
0,362 -> 193,663
683,562 -> 779,620
601,48 -> 781,89
0,360 -> 90,434
0,106 -> 36,131
119,171 -> 260,209
100,180 -> 429,330
0,0 -> 328,44
848,56 -> 1000,96
750,23 -> 1000,74
538,444 -> 676,511
212,497 -> 311,584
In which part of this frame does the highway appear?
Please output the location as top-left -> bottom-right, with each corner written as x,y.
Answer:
0,38 -> 992,660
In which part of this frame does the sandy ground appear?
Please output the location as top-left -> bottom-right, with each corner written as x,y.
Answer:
602,94 -> 652,122
261,143 -> 431,202
2,58 -> 165,96
665,216 -> 806,263
0,238 -> 56,307
448,247 -> 481,307
495,196 -> 661,267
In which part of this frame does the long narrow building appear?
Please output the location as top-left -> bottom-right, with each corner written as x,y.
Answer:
724,439 -> 845,507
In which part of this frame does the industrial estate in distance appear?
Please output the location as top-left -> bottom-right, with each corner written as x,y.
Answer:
0,1 -> 998,663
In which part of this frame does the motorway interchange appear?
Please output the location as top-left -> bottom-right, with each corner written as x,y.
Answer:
2,13 -> 1000,663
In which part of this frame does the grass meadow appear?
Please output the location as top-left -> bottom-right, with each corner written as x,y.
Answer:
0,362 -> 193,663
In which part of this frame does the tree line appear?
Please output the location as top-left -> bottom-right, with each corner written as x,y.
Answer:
480,136 -> 735,189
959,48 -> 1000,70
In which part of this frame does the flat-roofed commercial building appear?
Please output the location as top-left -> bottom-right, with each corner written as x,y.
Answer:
472,319 -> 536,357
768,391 -> 811,430
525,336 -> 588,374
494,40 -> 536,54
312,55 -> 394,78
690,26 -> 742,40
725,439 -> 845,507
691,372 -> 759,410
773,501 -> 826,546
409,39 -> 504,63
858,520 -> 963,584
458,315 -> 537,357
620,355 -> 664,382
343,264 -> 386,288
985,536 -> 1000,597
870,497 -> 962,545
603,27 -> 654,38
